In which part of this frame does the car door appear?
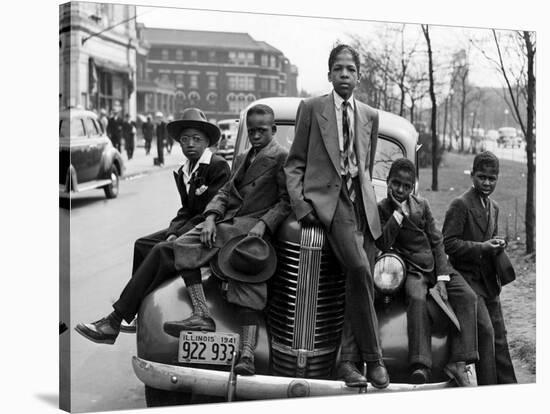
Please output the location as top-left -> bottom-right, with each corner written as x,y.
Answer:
83,116 -> 106,180
69,116 -> 94,183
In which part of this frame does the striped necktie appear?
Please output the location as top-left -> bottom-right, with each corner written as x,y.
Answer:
342,101 -> 355,202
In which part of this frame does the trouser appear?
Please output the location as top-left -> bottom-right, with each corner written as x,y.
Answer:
144,138 -> 152,154
405,273 -> 478,368
125,135 -> 135,159
331,178 -> 382,363
156,138 -> 164,164
113,241 -> 178,323
475,294 -> 517,385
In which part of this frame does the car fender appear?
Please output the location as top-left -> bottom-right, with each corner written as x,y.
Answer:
99,145 -> 125,179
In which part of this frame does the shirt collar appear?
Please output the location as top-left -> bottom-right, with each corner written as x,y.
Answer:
181,147 -> 213,173
333,90 -> 355,110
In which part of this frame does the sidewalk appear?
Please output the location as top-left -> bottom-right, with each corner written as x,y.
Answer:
121,143 -> 183,179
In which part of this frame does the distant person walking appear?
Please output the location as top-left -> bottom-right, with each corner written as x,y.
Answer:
166,115 -> 175,154
155,112 -> 166,166
142,115 -> 154,155
107,110 -> 123,152
98,108 -> 109,134
122,113 -> 136,160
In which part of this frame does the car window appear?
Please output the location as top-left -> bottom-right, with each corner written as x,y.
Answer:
85,117 -> 100,137
59,119 -> 69,138
70,118 -> 86,138
372,137 -> 405,181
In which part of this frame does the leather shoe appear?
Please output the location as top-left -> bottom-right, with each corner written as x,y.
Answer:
410,365 -> 431,384
163,314 -> 216,337
444,361 -> 472,387
234,355 -> 255,376
336,361 -> 368,387
367,360 -> 390,389
75,317 -> 120,345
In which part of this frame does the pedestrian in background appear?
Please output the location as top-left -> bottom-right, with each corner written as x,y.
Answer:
166,114 -> 175,154
122,113 -> 136,160
155,111 -> 166,166
142,114 -> 154,155
98,108 -> 109,134
107,110 -> 123,152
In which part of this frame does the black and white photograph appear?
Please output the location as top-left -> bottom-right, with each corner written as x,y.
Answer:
5,0 -> 547,413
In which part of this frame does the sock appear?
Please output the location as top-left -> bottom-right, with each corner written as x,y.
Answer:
109,310 -> 123,326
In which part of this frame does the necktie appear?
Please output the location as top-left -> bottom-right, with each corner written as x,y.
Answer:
342,101 -> 355,202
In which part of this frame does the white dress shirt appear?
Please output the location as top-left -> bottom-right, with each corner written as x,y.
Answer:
178,147 -> 213,193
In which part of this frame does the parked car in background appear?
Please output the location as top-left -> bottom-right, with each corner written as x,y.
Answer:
470,128 -> 485,153
215,119 -> 239,160
132,97 -> 454,407
59,108 -> 125,199
497,127 -> 521,148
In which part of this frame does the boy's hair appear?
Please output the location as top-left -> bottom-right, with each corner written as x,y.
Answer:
387,158 -> 416,183
328,44 -> 361,72
472,151 -> 500,174
246,104 -> 275,122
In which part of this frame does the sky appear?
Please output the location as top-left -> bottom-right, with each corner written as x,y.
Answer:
135,5 -> 520,96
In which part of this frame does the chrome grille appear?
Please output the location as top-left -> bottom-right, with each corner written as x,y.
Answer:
268,225 -> 345,379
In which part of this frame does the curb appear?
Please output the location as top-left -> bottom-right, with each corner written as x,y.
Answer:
122,162 -> 181,181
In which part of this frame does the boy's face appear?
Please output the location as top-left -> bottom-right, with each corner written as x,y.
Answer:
388,170 -> 415,203
471,165 -> 498,197
178,127 -> 209,162
247,113 -> 276,149
327,50 -> 359,100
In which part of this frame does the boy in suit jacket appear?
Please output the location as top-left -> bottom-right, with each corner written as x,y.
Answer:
76,104 -> 290,376
285,44 -> 388,388
443,151 -> 517,385
376,158 -> 478,386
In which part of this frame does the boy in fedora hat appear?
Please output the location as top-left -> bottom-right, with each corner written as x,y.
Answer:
443,151 -> 517,385
76,104 -> 290,376
75,107 -> 230,337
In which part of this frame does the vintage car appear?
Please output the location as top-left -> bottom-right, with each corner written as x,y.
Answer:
497,127 -> 521,149
132,97 -> 454,407
59,108 -> 124,199
215,118 -> 239,161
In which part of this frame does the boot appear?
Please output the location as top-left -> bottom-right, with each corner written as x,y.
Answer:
234,325 -> 258,376
163,282 -> 215,337
75,312 -> 122,345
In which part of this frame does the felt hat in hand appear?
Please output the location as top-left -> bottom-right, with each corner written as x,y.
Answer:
166,108 -> 221,146
213,235 -> 277,283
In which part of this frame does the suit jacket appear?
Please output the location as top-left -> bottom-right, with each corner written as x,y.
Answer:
166,154 -> 231,237
376,195 -> 454,285
174,138 -> 291,270
284,94 -> 381,239
442,187 -> 500,298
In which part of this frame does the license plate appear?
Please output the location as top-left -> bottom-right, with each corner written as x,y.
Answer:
178,331 -> 240,365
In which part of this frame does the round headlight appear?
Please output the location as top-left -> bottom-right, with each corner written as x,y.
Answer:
373,253 -> 406,295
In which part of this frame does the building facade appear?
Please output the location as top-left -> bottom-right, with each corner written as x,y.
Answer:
137,27 -> 299,121
59,2 -> 139,117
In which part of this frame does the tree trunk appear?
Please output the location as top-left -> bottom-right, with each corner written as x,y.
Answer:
524,31 -> 535,254
460,71 -> 467,152
422,25 -> 438,191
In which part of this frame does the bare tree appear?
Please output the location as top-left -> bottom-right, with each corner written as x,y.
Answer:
421,24 -> 439,191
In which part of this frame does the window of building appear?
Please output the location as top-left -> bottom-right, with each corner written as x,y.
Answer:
247,52 -> 254,65
188,91 -> 200,105
208,75 -> 217,90
175,74 -> 184,88
261,54 -> 268,67
228,74 -> 255,91
176,49 -> 183,61
206,92 -> 218,105
246,94 -> 256,103
189,74 -> 199,89
190,50 -> 198,61
229,51 -> 254,65
260,78 -> 268,91
162,49 -> 169,60
270,56 -> 277,68
209,51 -> 216,62
270,78 -> 277,92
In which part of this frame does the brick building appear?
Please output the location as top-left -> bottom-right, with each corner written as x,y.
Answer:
136,27 -> 299,121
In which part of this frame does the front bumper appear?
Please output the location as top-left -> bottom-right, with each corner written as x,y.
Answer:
132,356 -> 452,400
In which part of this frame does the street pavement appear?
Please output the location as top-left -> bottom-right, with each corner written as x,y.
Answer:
121,143 -> 184,179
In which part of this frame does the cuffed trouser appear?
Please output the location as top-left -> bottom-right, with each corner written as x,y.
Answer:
405,273 -> 479,369
332,178 -> 383,363
475,294 -> 517,385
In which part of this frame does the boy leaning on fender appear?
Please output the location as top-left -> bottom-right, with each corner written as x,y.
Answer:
376,158 -> 478,386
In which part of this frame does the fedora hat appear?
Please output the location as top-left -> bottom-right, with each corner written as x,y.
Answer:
166,108 -> 221,146
213,235 -> 277,283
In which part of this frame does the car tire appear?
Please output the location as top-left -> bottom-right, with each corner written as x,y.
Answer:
103,166 -> 120,199
144,386 -> 192,407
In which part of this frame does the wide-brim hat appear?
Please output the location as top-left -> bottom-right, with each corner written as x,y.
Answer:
166,108 -> 221,146
213,235 -> 277,283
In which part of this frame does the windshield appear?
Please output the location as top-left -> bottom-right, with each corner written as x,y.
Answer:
59,119 -> 69,138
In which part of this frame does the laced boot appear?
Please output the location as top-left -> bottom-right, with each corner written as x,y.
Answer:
163,282 -> 215,337
234,325 -> 258,376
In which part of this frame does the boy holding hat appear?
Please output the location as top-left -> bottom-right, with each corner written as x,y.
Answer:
76,104 -> 290,376
76,108 -> 229,337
